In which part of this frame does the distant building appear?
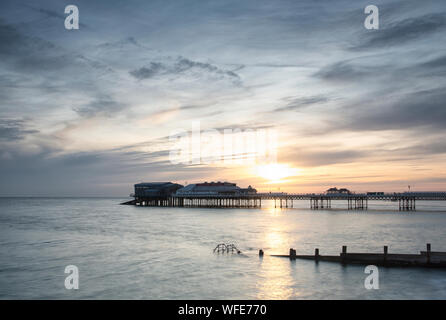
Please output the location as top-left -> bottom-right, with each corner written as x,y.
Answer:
326,187 -> 351,194
241,185 -> 257,194
176,181 -> 257,196
134,182 -> 183,198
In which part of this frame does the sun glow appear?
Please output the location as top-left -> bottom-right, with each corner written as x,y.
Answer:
255,163 -> 301,182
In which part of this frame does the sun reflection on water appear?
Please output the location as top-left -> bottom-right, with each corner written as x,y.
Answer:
255,218 -> 303,299
265,206 -> 282,216
256,258 -> 299,299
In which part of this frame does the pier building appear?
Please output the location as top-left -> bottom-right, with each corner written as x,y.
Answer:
176,181 -> 256,196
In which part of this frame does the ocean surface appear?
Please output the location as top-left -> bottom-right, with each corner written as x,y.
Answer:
0,197 -> 445,299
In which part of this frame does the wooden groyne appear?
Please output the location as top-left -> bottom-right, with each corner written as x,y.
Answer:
269,244 -> 446,268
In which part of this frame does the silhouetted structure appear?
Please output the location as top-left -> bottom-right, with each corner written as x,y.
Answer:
176,181 -> 257,195
122,182 -> 446,211
213,243 -> 241,254
131,182 -> 183,206
326,187 -> 351,194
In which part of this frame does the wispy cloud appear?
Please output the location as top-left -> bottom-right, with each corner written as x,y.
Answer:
129,57 -> 242,84
73,97 -> 123,118
341,87 -> 446,131
0,119 -> 38,141
350,13 -> 446,50
274,95 -> 330,112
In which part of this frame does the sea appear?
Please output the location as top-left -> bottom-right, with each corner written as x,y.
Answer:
0,197 -> 445,299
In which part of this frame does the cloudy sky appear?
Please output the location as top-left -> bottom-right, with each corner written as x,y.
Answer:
1,0 -> 446,196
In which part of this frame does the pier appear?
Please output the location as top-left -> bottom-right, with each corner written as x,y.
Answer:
124,192 -> 446,211
122,181 -> 446,211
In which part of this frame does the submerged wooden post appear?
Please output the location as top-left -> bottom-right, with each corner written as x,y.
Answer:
341,246 -> 347,264
289,248 -> 296,260
259,249 -> 264,257
384,246 -> 388,263
315,248 -> 319,261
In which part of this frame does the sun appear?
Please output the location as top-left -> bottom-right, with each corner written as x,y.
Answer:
255,163 -> 301,182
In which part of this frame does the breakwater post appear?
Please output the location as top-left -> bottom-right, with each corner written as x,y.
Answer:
341,246 -> 347,264
289,248 -> 296,260
427,243 -> 431,264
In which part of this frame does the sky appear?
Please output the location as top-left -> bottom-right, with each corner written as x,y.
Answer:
1,0 -> 446,196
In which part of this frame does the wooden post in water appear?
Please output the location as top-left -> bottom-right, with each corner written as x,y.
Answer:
384,246 -> 388,264
341,246 -> 347,264
289,248 -> 296,260
315,248 -> 319,262
427,243 -> 431,264
259,249 -> 264,257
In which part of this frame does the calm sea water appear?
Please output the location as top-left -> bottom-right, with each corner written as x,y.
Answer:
0,197 -> 445,299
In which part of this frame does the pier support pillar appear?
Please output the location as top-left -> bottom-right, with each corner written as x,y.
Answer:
399,197 -> 416,211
